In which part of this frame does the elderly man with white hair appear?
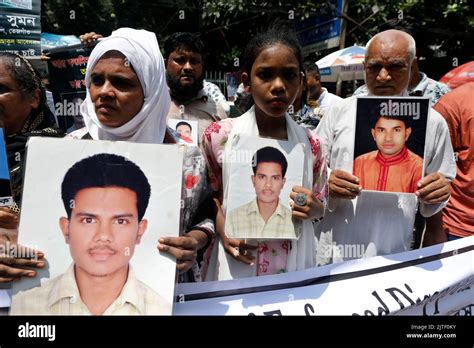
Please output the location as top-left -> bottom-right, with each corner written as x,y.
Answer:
353,26 -> 451,107
314,30 -> 456,265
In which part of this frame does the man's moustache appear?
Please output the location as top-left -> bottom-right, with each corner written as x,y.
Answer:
88,246 -> 116,253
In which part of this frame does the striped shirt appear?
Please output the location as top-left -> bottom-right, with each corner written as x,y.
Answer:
10,264 -> 171,315
226,199 -> 296,240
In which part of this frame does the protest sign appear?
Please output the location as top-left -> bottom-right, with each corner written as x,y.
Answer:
0,0 -> 41,57
225,135 -> 304,240
354,97 -> 429,194
10,138 -> 183,315
45,44 -> 94,131
175,237 -> 473,316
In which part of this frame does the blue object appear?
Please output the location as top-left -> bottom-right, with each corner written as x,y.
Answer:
0,130 -> 10,180
41,32 -> 80,49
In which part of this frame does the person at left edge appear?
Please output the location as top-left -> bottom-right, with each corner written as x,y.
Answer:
0,53 -> 64,283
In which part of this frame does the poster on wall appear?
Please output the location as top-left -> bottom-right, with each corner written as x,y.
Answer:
0,0 -> 41,57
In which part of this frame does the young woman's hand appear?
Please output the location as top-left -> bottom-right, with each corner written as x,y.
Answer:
290,186 -> 324,220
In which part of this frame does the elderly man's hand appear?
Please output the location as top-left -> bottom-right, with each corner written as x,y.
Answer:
416,172 -> 451,204
329,170 -> 362,199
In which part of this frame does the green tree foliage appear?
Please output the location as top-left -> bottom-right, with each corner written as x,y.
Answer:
344,0 -> 473,79
41,0 -> 116,35
202,0 -> 324,25
40,0 -> 473,77
41,0 -> 201,37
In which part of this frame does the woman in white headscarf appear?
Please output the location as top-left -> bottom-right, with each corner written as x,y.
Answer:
75,27 -> 170,143
70,28 -> 215,281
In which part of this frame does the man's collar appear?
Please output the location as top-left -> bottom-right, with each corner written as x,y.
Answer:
47,264 -> 80,308
114,266 -> 147,314
376,146 -> 409,166
409,72 -> 428,96
193,88 -> 208,101
248,198 -> 286,218
273,200 -> 287,217
317,87 -> 328,104
47,264 -> 145,314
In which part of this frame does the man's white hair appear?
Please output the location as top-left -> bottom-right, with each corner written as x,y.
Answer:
365,30 -> 416,61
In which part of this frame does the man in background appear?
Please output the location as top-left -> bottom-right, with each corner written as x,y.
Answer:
306,63 -> 342,114
164,32 -> 227,144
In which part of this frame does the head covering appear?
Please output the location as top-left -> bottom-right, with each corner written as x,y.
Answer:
80,28 -> 171,144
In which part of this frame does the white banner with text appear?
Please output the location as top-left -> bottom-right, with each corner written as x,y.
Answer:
174,237 -> 474,315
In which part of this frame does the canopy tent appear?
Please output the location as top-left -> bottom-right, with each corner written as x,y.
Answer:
316,45 -> 365,83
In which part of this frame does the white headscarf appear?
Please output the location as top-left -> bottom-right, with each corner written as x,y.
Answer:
80,28 -> 170,143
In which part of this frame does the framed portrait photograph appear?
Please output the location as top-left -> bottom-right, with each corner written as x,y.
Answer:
224,135 -> 304,240
10,137 -> 183,315
353,97 -> 429,194
168,118 -> 199,146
